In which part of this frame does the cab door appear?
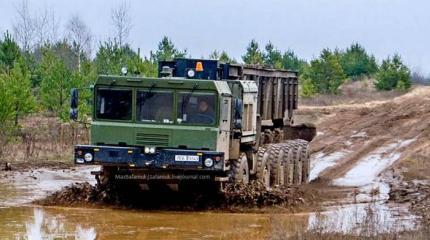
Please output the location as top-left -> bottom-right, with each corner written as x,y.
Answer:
217,94 -> 231,161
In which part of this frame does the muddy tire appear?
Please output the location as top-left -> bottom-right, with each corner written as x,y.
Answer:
281,144 -> 294,186
256,146 -> 271,189
230,153 -> 250,184
291,144 -> 303,185
297,140 -> 311,183
267,144 -> 286,186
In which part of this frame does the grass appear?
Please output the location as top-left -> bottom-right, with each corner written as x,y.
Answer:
300,79 -> 405,107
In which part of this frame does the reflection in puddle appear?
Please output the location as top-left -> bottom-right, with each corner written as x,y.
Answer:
308,203 -> 417,235
24,208 -> 96,240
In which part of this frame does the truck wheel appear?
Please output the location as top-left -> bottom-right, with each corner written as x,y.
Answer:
230,153 -> 250,184
281,144 -> 294,186
298,140 -> 311,183
291,143 -> 303,185
257,146 -> 271,189
268,144 -> 285,186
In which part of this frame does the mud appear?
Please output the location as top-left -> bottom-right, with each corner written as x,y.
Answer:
36,181 -> 315,212
389,180 -> 430,224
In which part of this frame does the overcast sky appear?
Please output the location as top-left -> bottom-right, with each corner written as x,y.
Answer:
0,0 -> 429,75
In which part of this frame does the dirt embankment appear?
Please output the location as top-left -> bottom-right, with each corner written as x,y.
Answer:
296,86 -> 430,218
300,86 -> 430,182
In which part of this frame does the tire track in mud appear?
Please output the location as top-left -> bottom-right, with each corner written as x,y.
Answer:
303,86 -> 430,203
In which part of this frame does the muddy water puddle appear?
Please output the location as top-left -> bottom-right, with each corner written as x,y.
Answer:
0,206 -> 311,239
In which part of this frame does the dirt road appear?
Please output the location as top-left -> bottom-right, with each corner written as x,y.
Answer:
303,86 -> 430,205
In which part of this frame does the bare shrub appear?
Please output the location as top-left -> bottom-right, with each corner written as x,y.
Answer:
0,115 -> 89,165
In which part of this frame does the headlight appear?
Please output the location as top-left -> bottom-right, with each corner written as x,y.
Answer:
144,147 -> 156,154
121,67 -> 128,75
84,153 -> 93,162
204,158 -> 214,167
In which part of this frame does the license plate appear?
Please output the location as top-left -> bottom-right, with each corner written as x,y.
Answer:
175,155 -> 200,162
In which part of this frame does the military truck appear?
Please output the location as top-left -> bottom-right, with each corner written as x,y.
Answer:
70,58 -> 316,190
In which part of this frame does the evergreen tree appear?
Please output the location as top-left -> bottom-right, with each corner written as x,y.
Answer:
151,36 -> 187,62
302,49 -> 346,94
209,50 -> 234,63
0,31 -> 21,73
264,42 -> 283,68
339,43 -> 378,79
0,73 -> 14,127
39,49 -> 72,118
94,40 -> 139,75
4,59 -> 35,125
242,39 -> 264,65
375,54 -> 411,91
282,50 -> 308,73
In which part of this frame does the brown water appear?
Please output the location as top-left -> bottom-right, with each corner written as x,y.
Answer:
0,166 -> 417,239
0,206 -> 312,239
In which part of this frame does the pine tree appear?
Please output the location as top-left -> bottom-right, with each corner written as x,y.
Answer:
242,40 -> 264,65
39,49 -> 72,118
282,50 -> 307,73
5,59 -> 35,125
209,50 -> 234,63
303,49 -> 346,94
264,42 -> 283,68
339,43 -> 378,79
375,54 -> 411,91
0,31 -> 21,73
152,36 -> 187,62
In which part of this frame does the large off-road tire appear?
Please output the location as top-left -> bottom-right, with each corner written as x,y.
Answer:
256,146 -> 271,188
281,143 -> 294,186
267,144 -> 286,186
230,153 -> 250,184
297,140 -> 311,183
291,143 -> 303,185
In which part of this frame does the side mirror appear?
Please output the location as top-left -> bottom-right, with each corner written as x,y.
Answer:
70,88 -> 79,120
233,98 -> 243,129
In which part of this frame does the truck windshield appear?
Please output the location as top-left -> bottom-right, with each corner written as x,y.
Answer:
177,92 -> 216,125
137,91 -> 173,123
96,89 -> 132,120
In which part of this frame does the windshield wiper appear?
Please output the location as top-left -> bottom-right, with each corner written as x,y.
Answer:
139,83 -> 156,108
181,83 -> 199,114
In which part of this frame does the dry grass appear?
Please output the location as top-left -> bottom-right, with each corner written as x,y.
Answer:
300,79 -> 405,107
0,114 -> 89,168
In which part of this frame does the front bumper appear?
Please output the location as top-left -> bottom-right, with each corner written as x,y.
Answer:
74,145 -> 225,171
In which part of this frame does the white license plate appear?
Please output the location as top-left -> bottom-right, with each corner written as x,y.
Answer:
175,155 -> 200,162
